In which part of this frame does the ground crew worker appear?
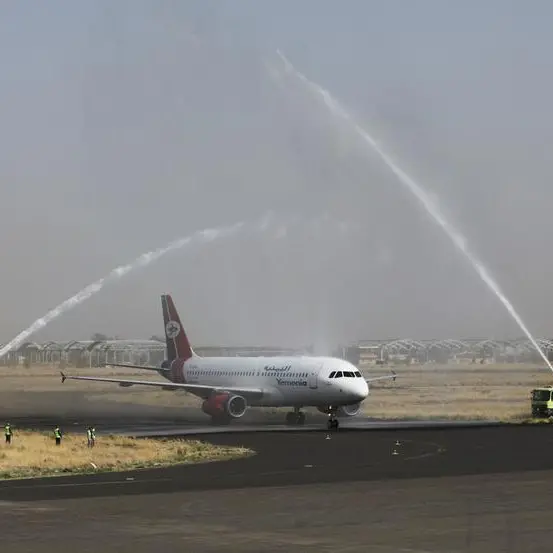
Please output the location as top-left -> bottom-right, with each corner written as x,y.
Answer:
53,426 -> 62,446
4,422 -> 12,444
87,426 -> 95,448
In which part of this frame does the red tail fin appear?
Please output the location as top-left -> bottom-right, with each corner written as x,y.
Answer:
161,294 -> 193,362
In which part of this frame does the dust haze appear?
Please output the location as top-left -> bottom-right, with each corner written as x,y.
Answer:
1,1 -> 552,349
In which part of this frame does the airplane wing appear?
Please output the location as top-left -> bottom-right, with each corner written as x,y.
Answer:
366,370 -> 396,383
104,363 -> 170,372
60,372 -> 264,400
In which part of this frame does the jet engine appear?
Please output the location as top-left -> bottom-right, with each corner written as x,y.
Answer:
201,392 -> 248,419
337,402 -> 362,417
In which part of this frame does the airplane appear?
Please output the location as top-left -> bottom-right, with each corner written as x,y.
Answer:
60,294 -> 396,430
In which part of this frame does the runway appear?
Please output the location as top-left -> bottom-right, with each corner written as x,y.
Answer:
0,405 -> 498,437
2,412 -> 553,551
0,421 -> 551,501
108,417 -> 499,437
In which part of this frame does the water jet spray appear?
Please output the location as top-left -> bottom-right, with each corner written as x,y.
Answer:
0,212 -> 354,359
273,50 -> 553,373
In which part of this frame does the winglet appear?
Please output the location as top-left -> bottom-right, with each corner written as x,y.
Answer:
365,370 -> 398,384
60,371 -> 67,384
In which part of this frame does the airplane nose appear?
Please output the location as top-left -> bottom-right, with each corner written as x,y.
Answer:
350,380 -> 368,402
332,375 -> 369,402
354,388 -> 368,402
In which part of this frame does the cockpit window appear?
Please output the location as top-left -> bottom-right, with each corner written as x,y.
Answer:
330,370 -> 364,378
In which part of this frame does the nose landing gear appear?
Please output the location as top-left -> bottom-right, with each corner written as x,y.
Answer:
326,406 -> 339,430
327,413 -> 339,430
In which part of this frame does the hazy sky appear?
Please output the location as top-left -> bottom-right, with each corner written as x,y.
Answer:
1,1 -> 553,349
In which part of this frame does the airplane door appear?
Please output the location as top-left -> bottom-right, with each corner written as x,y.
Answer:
308,369 -> 318,390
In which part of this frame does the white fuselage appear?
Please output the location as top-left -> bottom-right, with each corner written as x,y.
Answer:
164,355 -> 369,408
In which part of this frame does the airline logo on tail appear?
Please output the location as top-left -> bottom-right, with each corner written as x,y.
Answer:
161,294 -> 194,384
165,321 -> 181,339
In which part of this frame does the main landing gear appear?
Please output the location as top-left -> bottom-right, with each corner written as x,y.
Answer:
285,408 -> 305,425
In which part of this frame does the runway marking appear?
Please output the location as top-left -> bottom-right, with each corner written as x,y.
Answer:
0,477 -> 175,491
0,500 -> 61,512
400,440 -> 446,461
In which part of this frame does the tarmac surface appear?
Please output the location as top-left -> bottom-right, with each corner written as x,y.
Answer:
2,406 -> 553,552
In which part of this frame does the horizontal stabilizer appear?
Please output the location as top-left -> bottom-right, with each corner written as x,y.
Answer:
104,363 -> 170,372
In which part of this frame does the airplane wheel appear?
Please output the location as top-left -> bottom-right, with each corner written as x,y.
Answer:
327,419 -> 339,430
297,412 -> 306,425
